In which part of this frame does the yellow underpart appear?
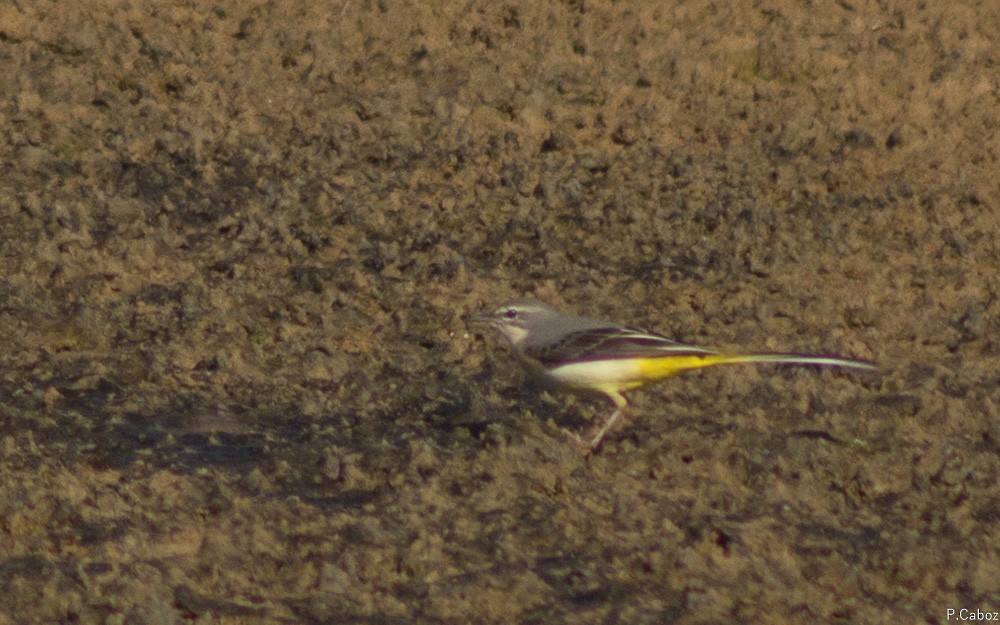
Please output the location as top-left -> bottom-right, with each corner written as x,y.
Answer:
633,353 -> 771,384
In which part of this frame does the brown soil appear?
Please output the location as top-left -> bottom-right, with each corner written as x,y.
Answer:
1,1 -> 998,623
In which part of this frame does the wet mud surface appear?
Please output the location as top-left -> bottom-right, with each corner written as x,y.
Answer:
1,1 -> 999,623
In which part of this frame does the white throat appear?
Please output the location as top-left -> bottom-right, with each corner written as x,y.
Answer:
499,325 -> 530,347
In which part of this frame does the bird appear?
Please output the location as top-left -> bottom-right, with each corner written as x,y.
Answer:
469,298 -> 875,451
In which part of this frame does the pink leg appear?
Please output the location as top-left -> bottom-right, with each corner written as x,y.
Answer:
586,391 -> 629,452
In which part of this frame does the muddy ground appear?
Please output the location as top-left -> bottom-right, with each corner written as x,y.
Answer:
1,1 -> 998,623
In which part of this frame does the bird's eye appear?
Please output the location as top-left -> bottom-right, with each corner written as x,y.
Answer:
504,309 -> 518,319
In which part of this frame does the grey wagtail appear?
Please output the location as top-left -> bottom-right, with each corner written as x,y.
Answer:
469,298 -> 875,450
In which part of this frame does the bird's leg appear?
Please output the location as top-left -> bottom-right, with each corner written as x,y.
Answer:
549,395 -> 588,446
585,392 -> 629,452
560,427 -> 585,446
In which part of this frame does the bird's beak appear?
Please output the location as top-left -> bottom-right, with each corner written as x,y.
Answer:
464,310 -> 494,327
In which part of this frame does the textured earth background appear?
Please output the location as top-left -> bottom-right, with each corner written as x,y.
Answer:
1,1 -> 999,623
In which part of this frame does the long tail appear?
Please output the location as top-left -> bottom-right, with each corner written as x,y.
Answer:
705,352 -> 877,371
635,351 -> 875,381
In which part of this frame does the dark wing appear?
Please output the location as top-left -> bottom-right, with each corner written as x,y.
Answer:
525,326 -> 716,367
